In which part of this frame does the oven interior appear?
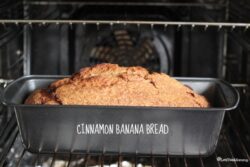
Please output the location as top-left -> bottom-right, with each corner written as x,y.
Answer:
0,0 -> 249,166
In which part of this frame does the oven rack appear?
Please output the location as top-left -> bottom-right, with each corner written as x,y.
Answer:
26,1 -> 226,7
0,20 -> 250,31
0,85 -> 249,167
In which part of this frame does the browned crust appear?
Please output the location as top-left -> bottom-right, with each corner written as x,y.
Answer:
24,89 -> 59,105
25,63 -> 209,107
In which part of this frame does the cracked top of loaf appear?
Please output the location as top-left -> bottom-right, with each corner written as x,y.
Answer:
25,63 -> 209,107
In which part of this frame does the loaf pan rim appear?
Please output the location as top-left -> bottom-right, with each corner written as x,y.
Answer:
2,75 -> 239,111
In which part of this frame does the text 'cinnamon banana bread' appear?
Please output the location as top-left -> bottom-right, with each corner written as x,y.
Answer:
25,63 -> 209,107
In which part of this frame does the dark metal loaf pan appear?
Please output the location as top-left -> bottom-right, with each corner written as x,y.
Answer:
2,75 -> 239,156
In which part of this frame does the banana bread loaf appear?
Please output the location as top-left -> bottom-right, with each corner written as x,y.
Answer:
25,63 -> 209,107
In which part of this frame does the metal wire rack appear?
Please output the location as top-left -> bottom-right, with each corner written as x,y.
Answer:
0,20 -> 250,30
24,0 -> 226,7
0,84 -> 249,167
1,18 -> 249,78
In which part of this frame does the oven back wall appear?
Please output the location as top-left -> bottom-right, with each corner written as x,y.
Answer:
30,25 -> 223,78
